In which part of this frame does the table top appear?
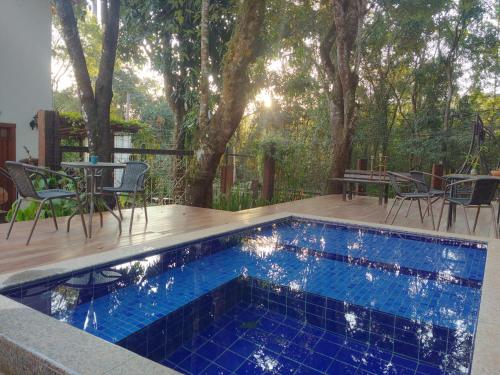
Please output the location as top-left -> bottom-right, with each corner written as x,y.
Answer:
62,162 -> 126,169
444,173 -> 500,180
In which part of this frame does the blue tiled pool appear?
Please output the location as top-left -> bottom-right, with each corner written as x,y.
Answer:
1,217 -> 487,374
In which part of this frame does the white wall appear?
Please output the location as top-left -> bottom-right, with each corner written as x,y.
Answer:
0,0 -> 52,159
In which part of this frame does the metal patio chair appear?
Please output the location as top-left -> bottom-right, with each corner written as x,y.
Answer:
437,177 -> 499,237
5,162 -> 88,245
384,172 -> 437,229
0,167 -> 13,217
406,171 -> 446,218
102,161 -> 149,233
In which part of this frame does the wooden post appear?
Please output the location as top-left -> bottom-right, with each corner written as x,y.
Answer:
37,110 -> 61,169
262,143 -> 276,202
432,164 -> 444,189
356,158 -> 367,194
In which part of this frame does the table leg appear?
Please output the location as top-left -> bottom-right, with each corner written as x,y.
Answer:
342,182 -> 346,201
378,184 -> 383,205
348,183 -> 353,200
447,202 -> 454,230
384,185 -> 389,204
89,170 -> 94,238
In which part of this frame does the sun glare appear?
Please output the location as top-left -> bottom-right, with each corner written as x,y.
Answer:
255,89 -> 273,108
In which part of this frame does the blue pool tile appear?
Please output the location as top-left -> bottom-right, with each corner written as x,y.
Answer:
197,341 -> 226,360
272,325 -> 299,341
167,346 -> 191,365
327,360 -> 359,374
281,342 -> 312,363
257,317 -> 279,331
214,351 -> 246,372
416,363 -> 444,375
335,347 -> 365,367
212,329 -> 240,348
229,339 -> 257,358
295,365 -> 323,375
274,356 -> 299,374
302,351 -> 333,372
201,364 -> 232,375
178,353 -> 211,374
314,338 -> 341,358
294,331 -> 320,350
235,360 -> 266,374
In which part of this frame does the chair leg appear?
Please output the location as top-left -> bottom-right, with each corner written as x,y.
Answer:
427,196 -> 435,230
497,200 -> 500,224
6,199 -> 21,239
490,204 -> 498,239
74,194 -> 88,238
384,197 -> 399,223
100,198 -> 122,235
129,193 -> 137,233
26,200 -> 46,245
48,200 -> 58,230
463,206 -> 471,235
99,207 -> 103,228
405,199 -> 413,218
416,199 -> 424,223
437,198 -> 446,231
473,206 -> 481,233
115,192 -> 123,219
391,198 -> 406,225
143,193 -> 148,223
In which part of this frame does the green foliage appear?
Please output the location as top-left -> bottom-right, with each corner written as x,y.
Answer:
59,112 -> 147,131
6,174 -> 78,222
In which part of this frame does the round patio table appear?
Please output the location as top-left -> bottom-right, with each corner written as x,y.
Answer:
62,162 -> 125,238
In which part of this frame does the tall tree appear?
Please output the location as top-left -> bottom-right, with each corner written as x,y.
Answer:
55,0 -> 120,162
186,0 -> 267,207
438,0 -> 483,167
121,0 -> 234,202
320,0 -> 367,193
198,0 -> 210,130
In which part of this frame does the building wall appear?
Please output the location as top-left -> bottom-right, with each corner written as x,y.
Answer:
0,0 -> 52,159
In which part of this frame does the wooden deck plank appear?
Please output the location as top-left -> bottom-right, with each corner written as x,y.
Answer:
0,194 -> 495,275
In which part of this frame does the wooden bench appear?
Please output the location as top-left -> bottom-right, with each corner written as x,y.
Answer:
329,170 -> 408,205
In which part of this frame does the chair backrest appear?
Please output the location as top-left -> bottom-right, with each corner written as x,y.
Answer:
119,162 -> 149,191
388,172 -> 403,196
409,171 -> 430,193
5,161 -> 39,199
468,178 -> 499,205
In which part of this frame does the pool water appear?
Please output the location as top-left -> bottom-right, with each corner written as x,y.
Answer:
1,218 -> 487,374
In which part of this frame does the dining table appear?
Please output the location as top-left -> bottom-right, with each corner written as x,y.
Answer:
62,161 -> 125,238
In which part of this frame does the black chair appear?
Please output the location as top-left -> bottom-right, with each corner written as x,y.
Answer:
5,162 -> 88,245
0,167 -> 13,216
384,172 -> 436,229
407,171 -> 445,217
102,161 -> 149,233
437,177 -> 499,236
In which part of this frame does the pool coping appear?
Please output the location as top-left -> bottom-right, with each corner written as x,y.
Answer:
0,212 -> 497,374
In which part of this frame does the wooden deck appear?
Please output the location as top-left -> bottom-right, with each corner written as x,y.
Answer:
0,194 -> 495,275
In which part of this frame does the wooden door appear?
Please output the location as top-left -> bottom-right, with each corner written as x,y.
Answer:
0,123 -> 16,215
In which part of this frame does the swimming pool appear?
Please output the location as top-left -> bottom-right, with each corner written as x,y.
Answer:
1,217 -> 487,374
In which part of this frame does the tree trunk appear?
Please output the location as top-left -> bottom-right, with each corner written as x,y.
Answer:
321,0 -> 367,194
186,0 -> 267,207
442,62 -> 453,168
55,0 -> 120,167
198,0 -> 210,130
